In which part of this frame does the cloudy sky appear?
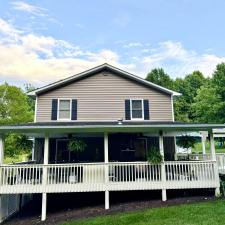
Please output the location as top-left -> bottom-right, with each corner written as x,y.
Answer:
0,0 -> 225,87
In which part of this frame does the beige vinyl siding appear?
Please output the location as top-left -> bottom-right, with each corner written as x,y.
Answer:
36,71 -> 173,122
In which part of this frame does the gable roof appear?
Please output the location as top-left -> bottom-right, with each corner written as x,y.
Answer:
28,63 -> 181,97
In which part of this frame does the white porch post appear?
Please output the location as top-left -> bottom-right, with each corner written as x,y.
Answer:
104,132 -> 109,210
201,132 -> 206,155
41,193 -> 47,221
0,134 -> 4,188
41,133 -> 49,221
209,131 -> 220,196
209,131 -> 216,161
159,131 -> 167,201
0,134 -> 4,223
174,136 -> 178,161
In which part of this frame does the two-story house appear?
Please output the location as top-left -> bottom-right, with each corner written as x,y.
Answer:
0,64 -> 224,222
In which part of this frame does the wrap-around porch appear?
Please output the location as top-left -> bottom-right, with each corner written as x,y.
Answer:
0,122 -> 224,221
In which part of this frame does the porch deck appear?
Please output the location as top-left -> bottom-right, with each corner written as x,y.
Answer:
0,160 -> 219,194
0,122 -> 225,221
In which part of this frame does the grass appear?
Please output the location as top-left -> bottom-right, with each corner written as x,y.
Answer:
193,141 -> 225,153
4,153 -> 29,164
61,200 -> 225,225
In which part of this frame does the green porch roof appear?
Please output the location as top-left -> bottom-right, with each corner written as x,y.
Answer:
0,121 -> 225,134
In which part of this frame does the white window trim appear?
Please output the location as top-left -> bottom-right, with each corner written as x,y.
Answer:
57,98 -> 72,121
130,99 -> 144,120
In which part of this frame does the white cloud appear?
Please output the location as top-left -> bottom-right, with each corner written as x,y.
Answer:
0,19 -> 133,86
0,18 -> 225,87
11,1 -> 62,26
139,41 -> 225,77
11,1 -> 47,16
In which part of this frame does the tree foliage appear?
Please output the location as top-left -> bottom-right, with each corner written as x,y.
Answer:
0,83 -> 34,158
192,63 -> 225,123
176,135 -> 197,150
145,69 -> 209,122
146,68 -> 174,90
174,71 -> 207,121
0,83 -> 33,125
5,134 -> 33,157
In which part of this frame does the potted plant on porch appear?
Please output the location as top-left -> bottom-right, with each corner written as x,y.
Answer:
68,138 -> 87,153
67,138 -> 87,183
147,147 -> 163,164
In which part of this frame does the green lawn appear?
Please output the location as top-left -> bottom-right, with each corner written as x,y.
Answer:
193,141 -> 225,153
61,200 -> 225,225
4,153 -> 29,164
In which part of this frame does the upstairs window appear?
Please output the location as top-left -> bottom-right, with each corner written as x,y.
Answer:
58,99 -> 71,120
130,99 -> 144,120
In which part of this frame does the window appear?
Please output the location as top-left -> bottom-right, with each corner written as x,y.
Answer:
130,99 -> 143,120
58,99 -> 71,120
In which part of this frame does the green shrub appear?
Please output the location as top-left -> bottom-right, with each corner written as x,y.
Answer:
147,147 -> 163,164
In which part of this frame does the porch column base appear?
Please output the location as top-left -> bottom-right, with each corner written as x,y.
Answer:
162,189 -> 167,201
41,193 -> 47,221
105,190 -> 109,210
215,187 -> 220,197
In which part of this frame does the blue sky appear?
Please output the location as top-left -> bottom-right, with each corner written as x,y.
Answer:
0,0 -> 225,87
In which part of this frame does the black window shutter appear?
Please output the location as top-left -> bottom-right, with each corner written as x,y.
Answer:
125,99 -> 131,120
51,99 -> 58,120
144,99 -> 150,120
71,99 -> 77,120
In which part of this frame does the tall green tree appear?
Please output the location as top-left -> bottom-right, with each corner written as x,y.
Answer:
192,85 -> 221,123
24,83 -> 36,112
0,83 -> 34,158
146,68 -> 174,90
0,83 -> 33,125
192,63 -> 225,123
174,71 -> 207,121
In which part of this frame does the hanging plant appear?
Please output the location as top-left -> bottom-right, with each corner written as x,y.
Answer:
176,135 -> 197,151
68,138 -> 87,153
147,147 -> 163,164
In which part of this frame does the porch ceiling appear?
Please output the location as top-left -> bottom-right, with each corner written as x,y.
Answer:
0,121 -> 225,135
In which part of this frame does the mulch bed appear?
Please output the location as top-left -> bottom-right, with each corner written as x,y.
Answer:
4,191 -> 216,225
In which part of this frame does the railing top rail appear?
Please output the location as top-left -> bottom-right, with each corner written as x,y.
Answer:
0,164 -> 44,167
165,160 -> 216,164
0,160 -> 216,168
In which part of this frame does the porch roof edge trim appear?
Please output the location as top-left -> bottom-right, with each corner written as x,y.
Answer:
0,122 -> 225,134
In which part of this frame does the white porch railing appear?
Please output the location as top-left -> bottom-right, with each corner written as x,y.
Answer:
177,153 -> 225,174
165,161 -> 217,189
177,153 -> 212,161
0,161 -> 219,194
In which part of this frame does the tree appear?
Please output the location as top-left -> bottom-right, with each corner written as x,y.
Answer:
211,63 -> 225,121
145,68 -> 174,90
211,63 -> 225,100
176,135 -> 197,151
0,83 -> 33,125
0,83 -> 34,158
5,134 -> 33,157
174,71 -> 207,121
24,83 -> 36,112
192,63 -> 225,123
192,85 -> 222,123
